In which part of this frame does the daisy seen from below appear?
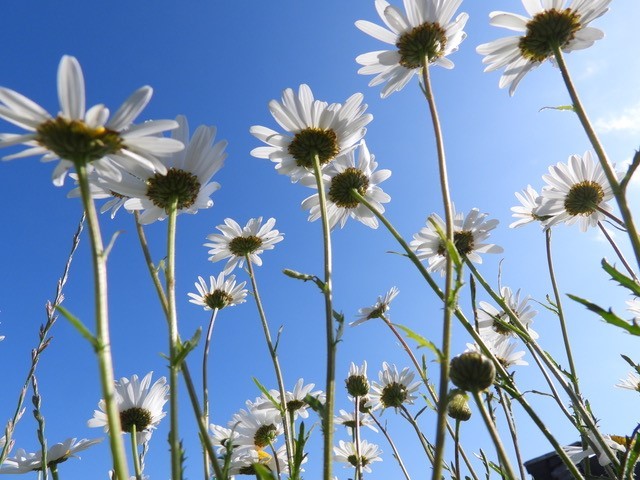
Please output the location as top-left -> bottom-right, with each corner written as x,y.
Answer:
563,430 -> 625,466
477,287 -> 538,341
0,438 -> 102,474
0,55 -> 182,186
228,444 -> 289,476
188,272 -> 247,311
300,140 -> 391,230
351,286 -> 399,326
411,207 -> 503,275
477,0 -> 611,95
67,170 -> 130,218
510,185 -> 548,228
250,84 -> 373,182
356,0 -> 469,98
367,362 -> 420,411
345,361 -> 370,398
88,372 -> 169,444
335,410 -> 378,434
467,336 -> 528,369
537,151 -> 617,231
334,439 -> 383,473
229,405 -> 284,453
87,115 -> 226,224
616,371 -> 640,392
205,217 -> 284,274
626,298 -> 640,321
254,379 -> 325,420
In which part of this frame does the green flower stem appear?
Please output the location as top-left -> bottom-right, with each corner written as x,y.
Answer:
420,61 -> 456,480
245,258 -> 294,468
454,420 -> 461,480
399,405 -> 435,465
496,388 -> 527,480
50,465 -> 59,480
553,45 -> 640,271
202,308 -> 218,480
31,376 -> 47,480
368,413 -> 412,480
75,162 -> 129,480
312,153 -> 336,480
598,221 -> 638,281
466,259 -> 620,468
470,391 -> 518,480
134,212 -> 169,317
180,364 -> 225,479
131,425 -> 143,480
166,198 -> 182,480
545,229 -> 581,395
353,396 -> 363,480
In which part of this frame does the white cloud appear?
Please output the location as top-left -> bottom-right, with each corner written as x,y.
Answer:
595,101 -> 640,134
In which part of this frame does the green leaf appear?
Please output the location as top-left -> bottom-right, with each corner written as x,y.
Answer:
252,377 -> 282,413
539,104 -> 575,112
621,355 -> 640,375
602,259 -> 640,296
623,431 -> 640,480
55,305 -> 98,348
173,328 -> 201,367
253,463 -> 276,480
568,294 -> 640,336
394,323 -> 443,362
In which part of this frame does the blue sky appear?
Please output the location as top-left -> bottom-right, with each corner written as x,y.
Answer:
0,1 -> 639,479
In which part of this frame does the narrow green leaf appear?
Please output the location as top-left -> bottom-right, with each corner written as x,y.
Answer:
621,355 -> 640,375
602,259 -> 640,296
252,377 -> 282,413
173,328 -> 201,367
623,431 -> 640,480
55,305 -> 98,348
253,463 -> 276,480
539,104 -> 575,112
394,323 -> 443,361
568,294 -> 640,336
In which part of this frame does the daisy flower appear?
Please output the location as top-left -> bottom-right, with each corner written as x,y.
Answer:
204,217 -> 284,274
0,55 -> 182,185
86,115 -> 226,224
67,170 -> 131,218
367,362 -> 421,410
188,273 -> 247,311
0,438 -> 102,473
300,141 -> 391,230
411,207 -> 503,275
230,406 -> 284,452
356,0 -> 469,98
209,424 -> 241,453
616,371 -> 640,392
467,336 -> 528,369
537,151 -> 617,231
250,84 -> 373,182
477,0 -> 611,95
335,410 -> 379,434
345,361 -> 370,398
255,379 -> 325,420
351,286 -> 399,326
88,372 -> 169,444
334,439 -> 383,473
626,298 -> 640,321
477,287 -> 538,341
229,444 -> 289,476
563,430 -> 625,466
510,185 -> 548,228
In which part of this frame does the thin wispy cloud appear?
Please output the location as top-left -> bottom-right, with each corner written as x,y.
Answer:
595,101 -> 640,134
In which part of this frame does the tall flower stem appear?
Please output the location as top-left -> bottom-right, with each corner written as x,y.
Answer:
553,45 -> 640,270
312,153 -> 336,480
166,198 -> 182,480
202,308 -> 218,480
368,414 -> 412,480
134,212 -> 169,316
75,162 -> 129,480
545,229 -> 580,395
400,405 -> 435,464
496,388 -> 527,480
470,391 -> 518,480
131,425 -> 143,480
421,62 -> 456,480
245,258 -> 294,468
353,396 -> 363,480
598,221 -> 638,281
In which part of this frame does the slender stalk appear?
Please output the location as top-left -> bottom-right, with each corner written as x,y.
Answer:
165,198 -> 182,480
471,391 -> 518,480
420,61 -> 456,480
75,163 -> 129,480
134,212 -> 169,316
496,388 -> 527,480
31,376 -> 47,480
50,466 -> 59,480
595,206 -> 626,230
368,414 -> 412,480
553,45 -> 640,270
180,364 -> 225,479
353,396 -> 363,480
312,153 -> 336,480
400,405 -> 435,464
245,258 -> 294,467
131,425 -> 143,480
202,308 -> 218,480
454,420 -> 461,480
598,221 -> 638,281
545,229 -> 580,394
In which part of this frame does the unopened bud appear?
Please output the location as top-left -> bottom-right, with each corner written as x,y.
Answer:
447,389 -> 471,421
450,352 -> 495,392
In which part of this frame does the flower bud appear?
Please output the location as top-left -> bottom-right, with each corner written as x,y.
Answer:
449,352 -> 495,392
346,374 -> 370,397
447,389 -> 471,421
